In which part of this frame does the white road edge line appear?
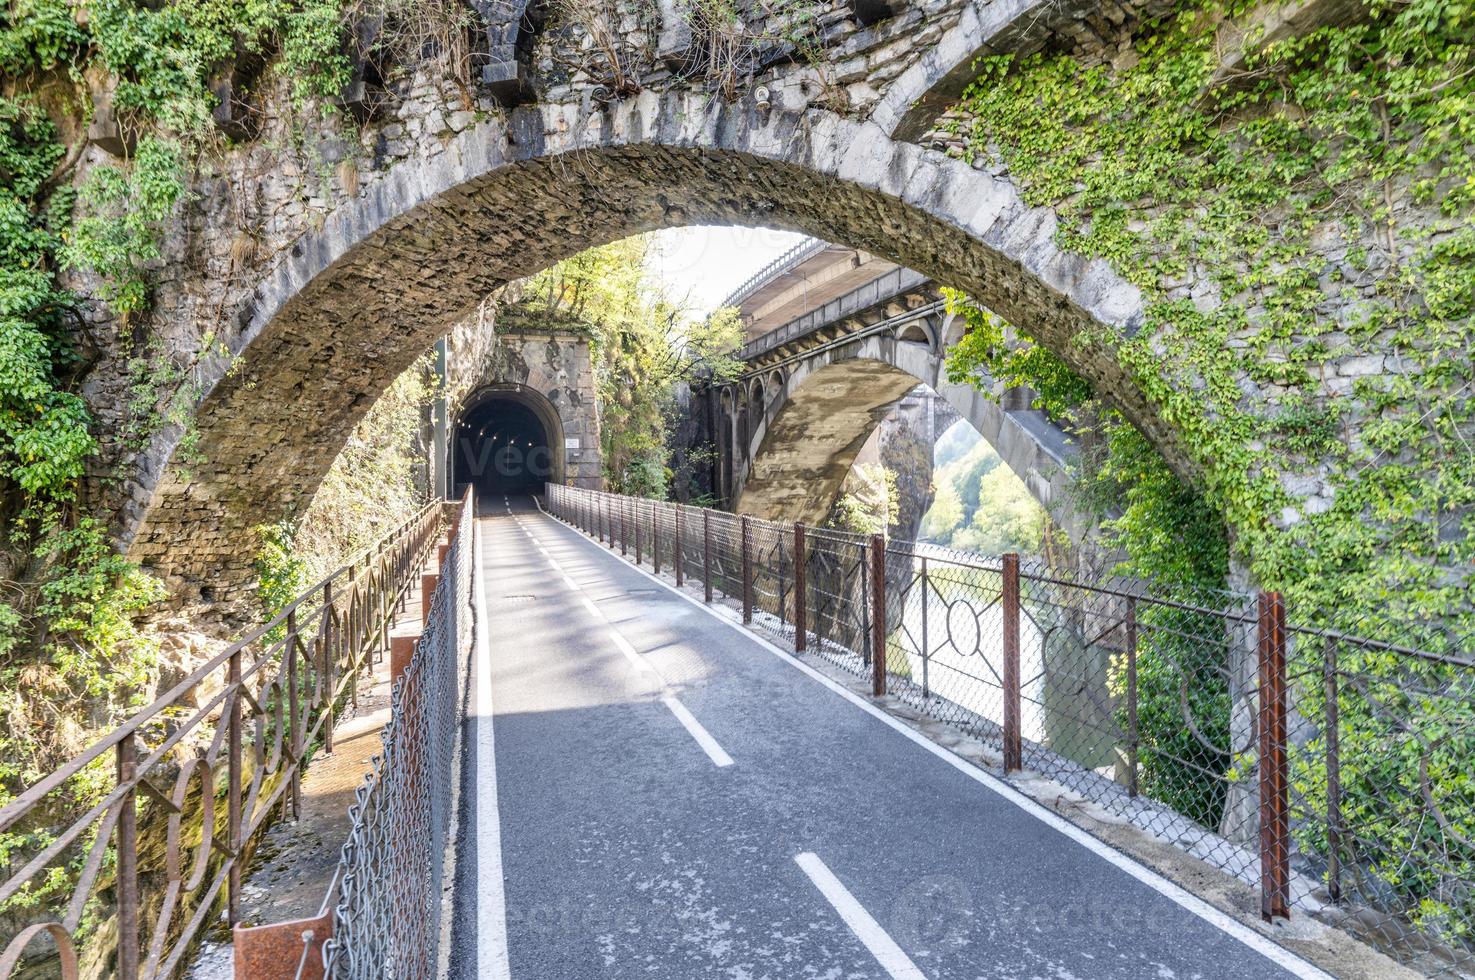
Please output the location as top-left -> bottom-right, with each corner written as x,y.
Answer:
472,514 -> 512,980
532,503 -> 1334,980
661,695 -> 735,768
794,852 -> 927,980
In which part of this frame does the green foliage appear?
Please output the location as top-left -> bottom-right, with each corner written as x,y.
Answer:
254,520 -> 311,632
0,0 -> 85,77
62,137 -> 186,315
947,0 -> 1474,936
943,292 -> 1091,419
918,425 -> 1045,555
524,235 -> 742,497
829,463 -> 899,535
950,0 -> 1474,632
0,0 -> 361,856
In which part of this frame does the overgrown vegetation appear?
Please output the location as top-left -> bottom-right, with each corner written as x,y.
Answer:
944,0 -> 1473,945
522,235 -> 743,497
828,462 -> 899,536
1,0 -> 357,772
0,0 -> 365,917
918,422 -> 1045,555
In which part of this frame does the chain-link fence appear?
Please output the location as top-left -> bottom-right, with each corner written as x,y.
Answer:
546,484 -> 1475,978
322,489 -> 473,979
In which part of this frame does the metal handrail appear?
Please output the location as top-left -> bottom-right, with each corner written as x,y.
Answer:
719,237 -> 829,310
0,497 -> 448,979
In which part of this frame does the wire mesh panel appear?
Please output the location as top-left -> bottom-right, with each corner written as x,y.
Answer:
545,483 -> 1475,975
323,491 -> 473,979
1284,623 -> 1475,975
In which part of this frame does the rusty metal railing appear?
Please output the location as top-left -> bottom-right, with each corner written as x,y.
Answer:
321,488 -> 473,978
547,483 -> 1475,978
0,498 -> 446,979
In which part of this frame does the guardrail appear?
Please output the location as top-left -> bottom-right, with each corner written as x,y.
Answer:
547,484 -> 1475,978
322,488 -> 473,978
735,267 -> 935,363
0,499 -> 446,979
719,237 -> 829,310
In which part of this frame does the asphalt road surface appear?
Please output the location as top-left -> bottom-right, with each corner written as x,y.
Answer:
449,495 -> 1326,980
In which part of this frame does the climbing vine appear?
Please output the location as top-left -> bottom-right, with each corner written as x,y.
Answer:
0,0 -> 362,879
945,0 -> 1474,639
943,0 -> 1474,944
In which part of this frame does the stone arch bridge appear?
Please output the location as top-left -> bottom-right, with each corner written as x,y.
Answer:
111,0 -> 1364,607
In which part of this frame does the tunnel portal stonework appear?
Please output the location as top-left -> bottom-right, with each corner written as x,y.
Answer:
448,321 -> 604,492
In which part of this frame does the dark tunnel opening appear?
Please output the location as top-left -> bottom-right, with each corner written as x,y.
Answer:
454,396 -> 554,496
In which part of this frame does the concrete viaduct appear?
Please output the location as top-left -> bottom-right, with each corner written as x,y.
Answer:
709,244 -> 1079,535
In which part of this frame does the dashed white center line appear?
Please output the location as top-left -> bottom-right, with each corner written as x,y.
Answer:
525,506 -> 739,772
609,629 -> 658,675
794,853 -> 927,980
661,696 -> 734,768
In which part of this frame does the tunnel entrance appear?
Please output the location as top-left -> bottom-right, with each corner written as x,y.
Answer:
453,388 -> 562,496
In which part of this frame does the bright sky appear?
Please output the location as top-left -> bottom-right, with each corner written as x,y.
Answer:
646,226 -> 810,315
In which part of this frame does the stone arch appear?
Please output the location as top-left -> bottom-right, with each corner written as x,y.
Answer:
747,376 -> 768,425
126,91 -> 1148,600
870,0 -> 1149,142
452,383 -> 567,494
895,320 -> 932,346
732,329 -> 1076,537
765,368 -> 786,401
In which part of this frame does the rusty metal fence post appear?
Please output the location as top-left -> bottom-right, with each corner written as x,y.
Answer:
651,500 -> 659,574
1324,635 -> 1342,904
794,524 -> 807,653
740,516 -> 753,623
870,535 -> 886,697
919,556 -> 930,699
703,510 -> 713,603
1258,590 -> 1290,921
227,645 -> 244,922
115,731 -> 139,980
320,580 -> 336,754
674,506 -> 684,587
1002,553 -> 1022,772
1125,597 -> 1139,797
287,609 -> 302,820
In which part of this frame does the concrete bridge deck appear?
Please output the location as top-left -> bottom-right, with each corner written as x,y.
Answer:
448,495 -> 1326,979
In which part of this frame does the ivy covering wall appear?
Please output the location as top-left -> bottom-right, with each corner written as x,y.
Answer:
943,0 -> 1473,642
0,0 -> 354,832
942,0 -> 1474,944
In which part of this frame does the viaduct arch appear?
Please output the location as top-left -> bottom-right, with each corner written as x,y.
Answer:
124,93 -> 1154,601
727,323 -> 1078,538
